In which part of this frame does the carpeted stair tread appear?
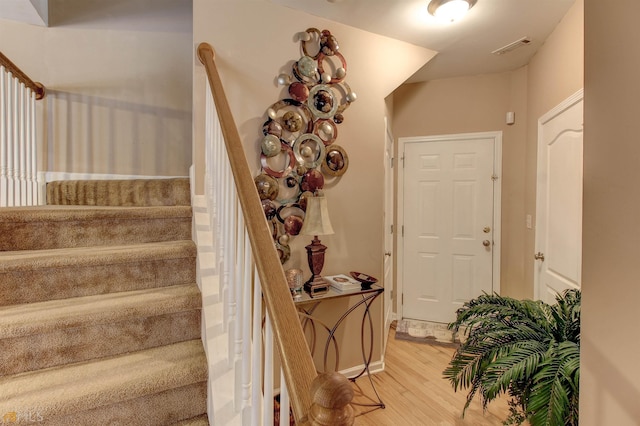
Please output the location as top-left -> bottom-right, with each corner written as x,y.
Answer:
0,240 -> 196,272
46,178 -> 191,207
0,340 -> 207,422
0,205 -> 192,251
0,284 -> 201,339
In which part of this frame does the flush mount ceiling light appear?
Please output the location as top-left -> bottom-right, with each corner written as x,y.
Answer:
428,0 -> 477,22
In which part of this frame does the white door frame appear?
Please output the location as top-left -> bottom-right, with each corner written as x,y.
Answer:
397,131 -> 502,320
534,89 -> 584,302
382,117 -> 394,351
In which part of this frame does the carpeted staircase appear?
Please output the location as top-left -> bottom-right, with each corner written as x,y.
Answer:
0,178 -> 209,425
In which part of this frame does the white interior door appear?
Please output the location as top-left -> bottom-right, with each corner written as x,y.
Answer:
535,90 -> 583,304
382,119 -> 394,350
400,133 -> 501,324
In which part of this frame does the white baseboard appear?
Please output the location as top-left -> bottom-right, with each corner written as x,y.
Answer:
43,171 -> 188,182
339,359 -> 385,378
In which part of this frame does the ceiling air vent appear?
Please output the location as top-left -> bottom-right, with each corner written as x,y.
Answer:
492,37 -> 531,55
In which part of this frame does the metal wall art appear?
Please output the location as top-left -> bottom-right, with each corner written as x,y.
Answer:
254,28 -> 356,264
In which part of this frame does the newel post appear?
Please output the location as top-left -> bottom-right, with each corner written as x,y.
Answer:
302,372 -> 355,426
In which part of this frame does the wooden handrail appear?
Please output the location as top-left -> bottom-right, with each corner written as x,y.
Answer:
0,51 -> 45,100
197,42 -> 319,422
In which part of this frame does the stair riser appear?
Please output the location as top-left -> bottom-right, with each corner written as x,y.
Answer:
43,382 -> 207,426
173,414 -> 210,426
0,217 -> 191,251
0,258 -> 195,306
1,310 -> 201,376
47,178 -> 191,207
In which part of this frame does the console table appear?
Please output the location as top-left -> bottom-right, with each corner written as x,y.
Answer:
294,284 -> 385,414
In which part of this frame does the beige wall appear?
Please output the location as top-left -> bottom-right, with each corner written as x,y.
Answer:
392,71 -> 529,299
0,1 -> 193,177
524,0 -> 584,296
193,0 -> 435,370
582,0 -> 640,423
392,0 -> 583,300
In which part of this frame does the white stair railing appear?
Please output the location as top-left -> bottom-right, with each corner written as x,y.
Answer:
0,53 -> 45,207
203,77 -> 290,425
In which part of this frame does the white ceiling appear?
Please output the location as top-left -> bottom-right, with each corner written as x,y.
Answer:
0,0 -> 49,26
268,0 -> 576,83
1,0 -> 576,83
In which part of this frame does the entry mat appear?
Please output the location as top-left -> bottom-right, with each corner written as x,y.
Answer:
394,319 -> 461,348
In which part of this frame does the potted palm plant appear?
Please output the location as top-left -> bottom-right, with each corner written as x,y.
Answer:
443,289 -> 580,426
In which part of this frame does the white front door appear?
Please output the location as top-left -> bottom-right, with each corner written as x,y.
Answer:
399,132 -> 501,324
535,90 -> 583,304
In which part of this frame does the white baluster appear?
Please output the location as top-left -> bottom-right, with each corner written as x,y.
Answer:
241,233 -> 252,409
279,371 -> 290,426
6,72 -> 15,206
263,309 -> 274,426
234,210 -> 245,360
251,272 -> 263,424
18,82 -> 27,206
29,91 -> 37,204
0,67 -> 7,207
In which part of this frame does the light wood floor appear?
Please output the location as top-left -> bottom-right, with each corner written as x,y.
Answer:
349,327 -> 511,425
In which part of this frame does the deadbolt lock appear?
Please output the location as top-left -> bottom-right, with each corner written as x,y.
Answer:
483,226 -> 491,233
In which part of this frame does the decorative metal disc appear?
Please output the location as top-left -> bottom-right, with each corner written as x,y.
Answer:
300,169 -> 325,192
321,144 -> 349,177
254,174 -> 279,200
317,52 -> 347,84
313,119 -> 338,146
262,119 -> 283,137
261,142 -> 296,178
261,134 -> 281,157
293,133 -> 326,169
297,56 -> 317,78
308,84 -> 339,119
276,203 -> 306,236
276,241 -> 291,264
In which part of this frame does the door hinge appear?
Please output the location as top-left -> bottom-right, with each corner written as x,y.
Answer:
491,174 -> 499,181
390,224 -> 394,234
402,225 -> 404,237
401,154 -> 405,168
391,157 -> 395,168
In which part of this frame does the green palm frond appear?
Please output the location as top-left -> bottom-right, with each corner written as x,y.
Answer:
443,289 -> 581,425
528,342 -> 579,426
449,293 -> 552,332
481,340 -> 547,401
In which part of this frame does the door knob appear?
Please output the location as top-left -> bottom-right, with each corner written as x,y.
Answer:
482,240 -> 491,247
384,252 -> 392,257
534,252 -> 545,261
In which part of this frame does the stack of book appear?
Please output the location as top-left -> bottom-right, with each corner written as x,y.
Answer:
325,274 -> 361,292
